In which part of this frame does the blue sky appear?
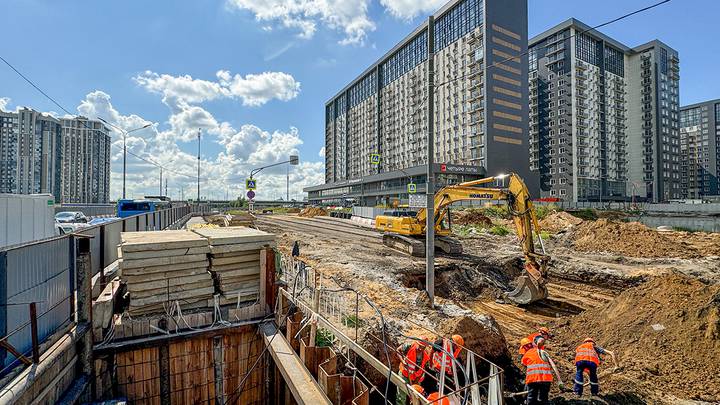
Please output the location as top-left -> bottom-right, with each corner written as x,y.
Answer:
1,0 -> 717,200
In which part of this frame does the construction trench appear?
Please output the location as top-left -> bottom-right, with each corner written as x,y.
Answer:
4,210 -> 718,405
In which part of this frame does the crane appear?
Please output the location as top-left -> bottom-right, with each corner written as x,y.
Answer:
375,173 -> 550,304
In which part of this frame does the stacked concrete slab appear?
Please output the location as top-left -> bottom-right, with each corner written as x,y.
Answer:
119,230 -> 214,315
192,227 -> 275,307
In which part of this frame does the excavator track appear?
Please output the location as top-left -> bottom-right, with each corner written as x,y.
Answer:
382,234 -> 464,257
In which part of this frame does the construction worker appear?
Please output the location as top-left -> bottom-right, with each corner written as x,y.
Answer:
520,327 -> 553,356
518,337 -> 534,362
521,337 -> 564,405
574,337 -> 618,397
430,335 -> 465,392
396,338 -> 432,405
408,385 -> 425,405
426,392 -> 450,405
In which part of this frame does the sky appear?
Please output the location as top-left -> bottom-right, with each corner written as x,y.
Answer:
1,0 -> 718,201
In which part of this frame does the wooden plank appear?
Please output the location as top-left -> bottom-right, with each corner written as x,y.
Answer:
120,254 -> 208,269
208,241 -> 276,254
121,230 -> 208,252
192,227 -> 275,245
259,322 -> 331,405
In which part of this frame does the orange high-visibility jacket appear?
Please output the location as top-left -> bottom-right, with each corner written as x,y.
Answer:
399,342 -> 430,382
431,339 -> 461,376
574,342 -> 600,366
522,348 -> 554,384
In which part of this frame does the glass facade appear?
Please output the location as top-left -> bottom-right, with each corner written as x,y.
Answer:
434,0 -> 484,51
604,45 -> 624,77
680,106 -> 701,127
575,32 -> 602,66
381,30 -> 428,87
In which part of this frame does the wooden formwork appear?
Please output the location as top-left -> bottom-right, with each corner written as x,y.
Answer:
107,325 -> 265,405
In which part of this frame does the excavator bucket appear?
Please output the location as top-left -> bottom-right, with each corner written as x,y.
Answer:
504,261 -> 548,305
505,275 -> 548,305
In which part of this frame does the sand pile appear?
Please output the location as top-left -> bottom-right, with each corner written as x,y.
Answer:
299,207 -> 328,218
553,274 -> 720,402
572,219 -> 700,259
539,211 -> 583,233
453,209 -> 493,226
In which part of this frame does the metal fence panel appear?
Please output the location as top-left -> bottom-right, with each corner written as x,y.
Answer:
104,221 -> 123,265
3,237 -> 72,369
83,226 -> 102,276
124,218 -> 136,232
138,216 -> 147,231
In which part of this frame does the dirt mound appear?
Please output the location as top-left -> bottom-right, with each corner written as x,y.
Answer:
453,210 -> 493,226
299,207 -> 328,218
539,211 -> 582,233
287,208 -> 301,214
553,274 -> 720,402
572,219 -> 700,259
437,315 -> 509,361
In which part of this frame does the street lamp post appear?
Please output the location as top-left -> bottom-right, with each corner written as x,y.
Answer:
98,118 -> 151,199
249,155 -> 300,201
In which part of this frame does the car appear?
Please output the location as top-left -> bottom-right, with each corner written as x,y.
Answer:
55,211 -> 88,224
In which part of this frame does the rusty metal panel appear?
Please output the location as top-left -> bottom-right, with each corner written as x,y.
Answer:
2,237 -> 73,369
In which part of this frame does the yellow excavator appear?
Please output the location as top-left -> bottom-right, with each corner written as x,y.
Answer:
375,173 -> 550,304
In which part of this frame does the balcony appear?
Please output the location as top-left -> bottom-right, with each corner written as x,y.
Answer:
642,70 -> 652,78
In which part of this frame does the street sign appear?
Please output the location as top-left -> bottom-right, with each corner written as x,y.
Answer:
409,194 -> 426,208
246,179 -> 257,190
247,190 -> 255,199
407,183 -> 417,194
440,164 -> 447,173
370,153 -> 381,165
289,155 -> 299,165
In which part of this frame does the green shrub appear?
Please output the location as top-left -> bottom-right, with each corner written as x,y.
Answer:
534,204 -> 559,221
483,205 -> 511,219
315,328 -> 334,348
539,230 -> 551,240
489,224 -> 510,236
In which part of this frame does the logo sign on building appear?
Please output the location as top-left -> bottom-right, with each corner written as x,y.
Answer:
370,153 -> 381,165
247,190 -> 256,200
409,194 -> 426,208
407,183 -> 417,194
440,164 -> 447,172
246,179 -> 257,190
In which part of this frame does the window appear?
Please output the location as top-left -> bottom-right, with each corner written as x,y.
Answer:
559,189 -> 567,196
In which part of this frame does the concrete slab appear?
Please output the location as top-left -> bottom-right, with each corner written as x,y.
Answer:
129,280 -> 215,299
120,230 -> 208,252
120,254 -> 208,270
211,254 -> 259,266
192,227 -> 275,246
209,242 -> 275,254
129,287 -> 215,307
123,267 -> 211,282
125,273 -> 212,291
121,246 -> 210,260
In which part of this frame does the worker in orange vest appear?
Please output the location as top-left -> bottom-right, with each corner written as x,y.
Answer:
521,337 -> 564,404
518,337 -> 534,362
430,335 -> 465,392
426,392 -> 450,405
573,338 -> 617,397
520,327 -> 553,357
396,338 -> 432,405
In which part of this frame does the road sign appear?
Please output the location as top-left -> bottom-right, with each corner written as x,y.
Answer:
246,179 -> 257,190
370,153 -> 381,165
407,183 -> 417,194
409,194 -> 426,208
440,164 -> 447,173
247,190 -> 255,199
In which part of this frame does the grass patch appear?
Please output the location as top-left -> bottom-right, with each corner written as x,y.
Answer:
672,226 -> 696,233
568,208 -> 598,221
534,204 -> 559,221
483,205 -> 511,219
539,230 -> 551,240
489,224 -> 510,236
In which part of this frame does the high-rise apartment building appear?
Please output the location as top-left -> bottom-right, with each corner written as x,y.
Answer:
61,117 -> 111,203
680,99 -> 720,199
0,108 -> 63,202
529,19 -> 680,202
306,0 -> 533,205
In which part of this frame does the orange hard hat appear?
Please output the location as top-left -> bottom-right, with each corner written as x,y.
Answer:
410,384 -> 425,396
520,337 -> 532,347
427,392 -> 451,405
538,327 -> 553,338
583,337 -> 595,343
452,334 -> 465,347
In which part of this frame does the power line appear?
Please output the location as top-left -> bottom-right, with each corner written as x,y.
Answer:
0,54 -> 212,183
434,0 -> 673,89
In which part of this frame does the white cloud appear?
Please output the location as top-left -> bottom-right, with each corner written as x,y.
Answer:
226,0 -> 375,45
379,0 -> 447,20
319,146 -> 325,157
76,90 -> 323,201
0,97 -> 11,112
134,70 -> 300,108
